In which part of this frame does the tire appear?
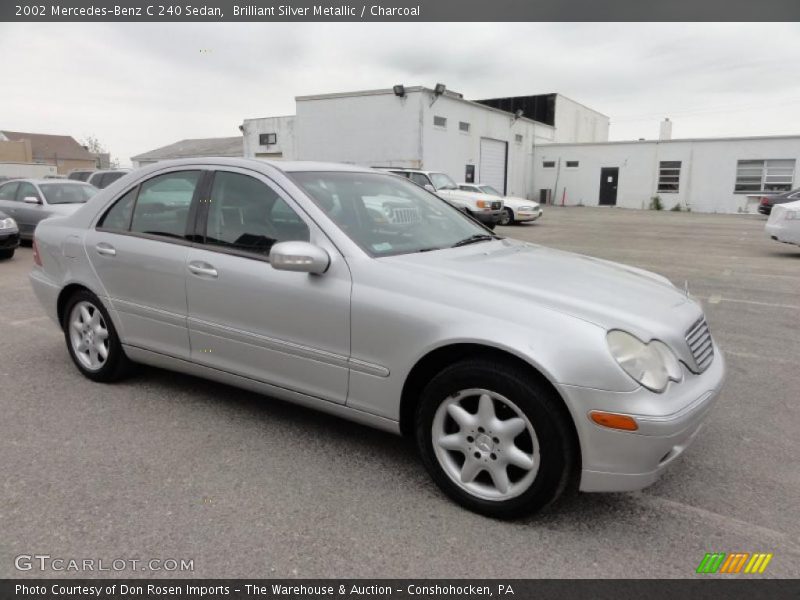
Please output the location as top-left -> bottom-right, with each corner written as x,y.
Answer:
416,359 -> 575,518
486,222 -> 497,231
0,248 -> 14,260
62,289 -> 132,382
499,208 -> 515,226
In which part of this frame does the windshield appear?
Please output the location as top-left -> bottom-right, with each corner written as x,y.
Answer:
40,183 -> 97,204
478,185 -> 502,197
292,171 -> 490,257
430,172 -> 457,190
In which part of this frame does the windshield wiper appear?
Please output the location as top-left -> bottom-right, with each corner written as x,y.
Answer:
450,234 -> 498,248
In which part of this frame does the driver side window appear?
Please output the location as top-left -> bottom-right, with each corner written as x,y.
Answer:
204,171 -> 310,257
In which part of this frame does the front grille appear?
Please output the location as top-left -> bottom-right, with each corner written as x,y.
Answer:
491,201 -> 502,210
686,317 -> 714,372
390,207 -> 421,224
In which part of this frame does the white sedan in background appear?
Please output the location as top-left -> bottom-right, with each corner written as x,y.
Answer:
458,183 -> 543,226
766,199 -> 800,247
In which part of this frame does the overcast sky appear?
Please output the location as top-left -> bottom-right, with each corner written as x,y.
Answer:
1,22 -> 799,165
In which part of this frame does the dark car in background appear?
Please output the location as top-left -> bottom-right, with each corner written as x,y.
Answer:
68,169 -> 95,182
757,188 -> 800,215
87,169 -> 130,189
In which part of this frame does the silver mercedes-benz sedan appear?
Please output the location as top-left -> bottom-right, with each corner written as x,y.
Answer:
29,158 -> 725,518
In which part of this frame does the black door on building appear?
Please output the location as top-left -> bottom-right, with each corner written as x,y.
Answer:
599,168 -> 619,206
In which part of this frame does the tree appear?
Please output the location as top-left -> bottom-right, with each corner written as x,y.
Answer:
81,135 -> 106,154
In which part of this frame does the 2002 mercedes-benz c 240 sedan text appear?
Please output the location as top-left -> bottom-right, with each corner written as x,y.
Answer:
30,158 -> 725,518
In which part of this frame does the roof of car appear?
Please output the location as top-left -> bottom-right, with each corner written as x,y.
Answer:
131,157 -> 380,175
0,179 -> 93,185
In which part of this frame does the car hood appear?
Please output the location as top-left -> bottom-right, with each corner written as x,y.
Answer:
384,238 -> 702,339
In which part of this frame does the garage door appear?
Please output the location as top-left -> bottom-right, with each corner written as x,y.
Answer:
479,138 -> 508,195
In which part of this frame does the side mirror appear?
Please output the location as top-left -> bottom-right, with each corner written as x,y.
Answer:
269,241 -> 330,275
24,196 -> 42,205
424,184 -> 436,193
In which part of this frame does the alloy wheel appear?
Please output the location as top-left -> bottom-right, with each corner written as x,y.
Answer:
68,300 -> 110,371
431,388 -> 540,501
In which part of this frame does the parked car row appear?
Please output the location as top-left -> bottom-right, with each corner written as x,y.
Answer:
757,187 -> 800,215
374,167 -> 543,229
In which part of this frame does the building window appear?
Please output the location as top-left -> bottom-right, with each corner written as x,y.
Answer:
735,159 -> 795,193
566,160 -> 579,168
459,121 -> 470,133
515,134 -> 523,143
433,116 -> 447,128
542,161 -> 556,168
259,133 -> 277,145
657,161 -> 681,193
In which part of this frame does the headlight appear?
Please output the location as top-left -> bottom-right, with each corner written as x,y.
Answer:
518,206 -> 535,212
0,217 -> 17,230
606,330 -> 682,392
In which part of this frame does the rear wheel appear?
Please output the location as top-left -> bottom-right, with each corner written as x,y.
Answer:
416,359 -> 575,518
499,208 -> 515,226
0,248 -> 14,260
62,290 -> 132,382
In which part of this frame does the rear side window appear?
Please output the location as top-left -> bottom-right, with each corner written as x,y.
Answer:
409,173 -> 430,188
98,188 -> 138,230
0,182 -> 19,200
204,171 -> 309,257
130,171 -> 201,238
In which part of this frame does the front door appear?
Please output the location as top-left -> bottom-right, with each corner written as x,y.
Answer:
599,168 -> 619,206
185,168 -> 351,404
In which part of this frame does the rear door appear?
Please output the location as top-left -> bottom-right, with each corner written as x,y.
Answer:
85,168 -> 205,359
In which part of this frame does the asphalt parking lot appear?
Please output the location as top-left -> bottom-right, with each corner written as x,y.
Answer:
1,207 -> 798,579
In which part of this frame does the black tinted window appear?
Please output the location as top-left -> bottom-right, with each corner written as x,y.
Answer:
100,172 -> 125,188
130,171 -> 200,239
0,182 -> 19,200
204,171 -> 309,256
99,188 -> 138,230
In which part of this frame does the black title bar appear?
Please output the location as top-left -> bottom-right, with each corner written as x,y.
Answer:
3,580 -> 800,600
3,0 -> 800,22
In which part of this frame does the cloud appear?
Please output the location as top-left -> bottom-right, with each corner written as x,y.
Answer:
1,22 -> 798,164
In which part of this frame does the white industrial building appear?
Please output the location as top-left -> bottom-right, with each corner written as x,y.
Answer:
241,86 -> 609,199
240,85 -> 800,214
534,133 -> 800,213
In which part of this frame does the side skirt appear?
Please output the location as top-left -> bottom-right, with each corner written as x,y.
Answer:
123,344 -> 402,435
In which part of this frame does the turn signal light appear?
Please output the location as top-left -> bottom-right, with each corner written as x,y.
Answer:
589,411 -> 639,431
32,239 -> 42,266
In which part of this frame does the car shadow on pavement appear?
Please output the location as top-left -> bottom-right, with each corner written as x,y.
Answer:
130,363 -> 644,525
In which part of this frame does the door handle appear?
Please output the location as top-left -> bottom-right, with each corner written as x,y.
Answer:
188,261 -> 218,278
95,243 -> 116,256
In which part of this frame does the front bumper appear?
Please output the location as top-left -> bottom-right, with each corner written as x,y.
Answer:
516,208 -> 543,222
0,230 -> 20,250
766,220 -> 800,246
559,343 -> 726,492
471,208 -> 502,225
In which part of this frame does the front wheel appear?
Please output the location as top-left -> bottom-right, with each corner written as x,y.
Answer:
62,290 -> 132,382
416,359 -> 575,518
499,208 -> 514,226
